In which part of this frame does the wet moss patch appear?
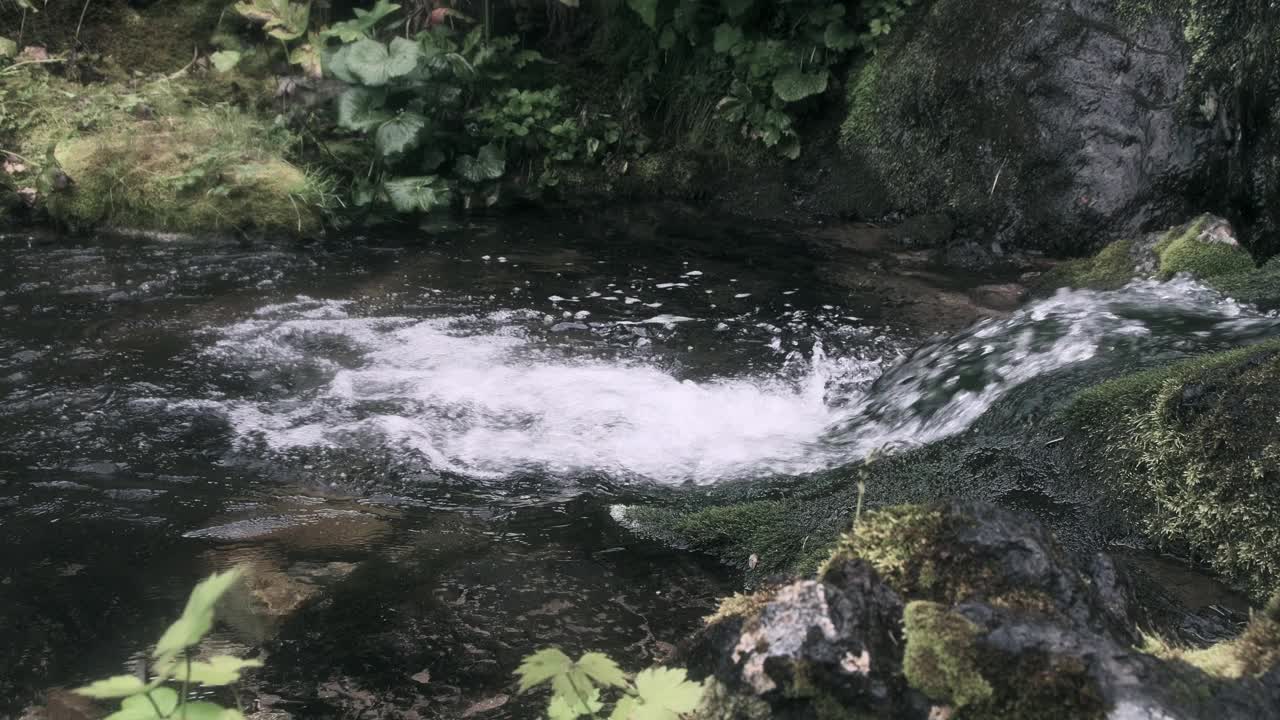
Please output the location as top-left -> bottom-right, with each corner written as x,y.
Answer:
1066,339 -> 1280,601
902,601 -> 993,708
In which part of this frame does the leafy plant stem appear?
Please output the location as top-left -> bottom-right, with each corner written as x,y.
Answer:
180,653 -> 191,719
144,690 -> 166,719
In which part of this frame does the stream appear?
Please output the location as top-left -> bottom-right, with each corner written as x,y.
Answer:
1,214 -> 1277,717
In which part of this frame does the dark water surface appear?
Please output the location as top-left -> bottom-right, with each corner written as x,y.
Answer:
2,214 -> 1277,717
0,214 -> 925,717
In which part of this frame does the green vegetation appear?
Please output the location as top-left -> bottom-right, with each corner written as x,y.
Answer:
1140,594 -> 1280,679
2,0 -> 926,232
902,601 -> 993,708
1152,217 -> 1254,280
1066,339 -> 1280,601
1,67 -> 330,233
516,648 -> 705,720
73,568 -> 259,720
1036,239 -> 1138,291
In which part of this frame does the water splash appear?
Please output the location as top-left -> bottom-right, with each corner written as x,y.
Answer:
207,279 -> 1278,484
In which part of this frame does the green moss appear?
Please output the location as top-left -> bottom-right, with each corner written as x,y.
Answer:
629,151 -> 702,195
0,0 -> 228,78
1154,218 -> 1255,280
1066,339 -> 1280,601
1141,594 -> 1280,679
902,601 -> 993,708
839,57 -> 883,150
823,506 -> 948,594
1208,256 -> 1280,310
1036,239 -> 1137,291
704,589 -> 775,626
0,67 -> 329,235
49,106 -> 328,235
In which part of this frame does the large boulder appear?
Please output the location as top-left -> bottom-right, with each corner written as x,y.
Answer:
684,502 -> 1280,720
839,0 -> 1280,258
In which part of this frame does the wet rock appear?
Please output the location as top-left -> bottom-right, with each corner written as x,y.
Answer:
1066,339 -> 1280,601
840,0 -> 1280,258
17,690 -> 95,720
214,551 -> 359,643
684,501 -> 1280,719
967,283 -> 1026,312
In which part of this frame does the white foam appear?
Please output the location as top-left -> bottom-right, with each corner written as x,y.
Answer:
203,279 -> 1277,486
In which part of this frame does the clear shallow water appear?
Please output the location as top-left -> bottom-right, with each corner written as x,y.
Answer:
0,218 -> 1277,717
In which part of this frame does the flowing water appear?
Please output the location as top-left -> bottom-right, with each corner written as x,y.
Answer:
1,216 -> 1276,717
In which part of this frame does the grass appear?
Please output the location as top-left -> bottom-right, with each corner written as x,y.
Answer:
3,68 -> 331,235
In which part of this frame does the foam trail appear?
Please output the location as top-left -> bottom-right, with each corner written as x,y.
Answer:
206,279 -> 1278,484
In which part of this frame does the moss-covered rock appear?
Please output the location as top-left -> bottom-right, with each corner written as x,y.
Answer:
1066,339 -> 1280,601
684,501 -> 1280,720
901,601 -> 992,709
1036,215 -> 1280,310
1141,594 -> 1280,680
2,68 -> 328,235
837,0 -> 1280,258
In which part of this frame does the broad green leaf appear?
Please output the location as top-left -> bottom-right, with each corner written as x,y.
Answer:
627,0 -> 659,29
210,50 -> 242,73
556,0 -> 580,6
105,688 -> 179,720
164,655 -> 264,687
609,696 -> 640,720
266,1 -> 310,41
233,0 -> 310,41
154,615 -> 213,663
345,38 -> 393,86
548,687 -> 602,720
73,675 -> 151,699
386,36 -> 422,79
454,143 -> 505,183
712,24 -> 744,54
721,0 -> 754,18
772,67 -> 829,102
173,702 -> 236,720
383,176 -> 451,212
154,568 -> 243,661
375,113 -> 427,157
577,652 -> 627,689
323,45 -> 357,83
322,0 -> 399,41
337,87 -> 391,131
0,37 -> 18,59
632,668 -> 705,720
516,648 -> 574,692
289,41 -> 322,78
183,567 -> 243,621
823,21 -> 858,50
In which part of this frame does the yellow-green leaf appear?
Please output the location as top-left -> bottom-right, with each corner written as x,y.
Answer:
609,696 -> 639,720
162,655 -> 264,686
72,675 -> 151,699
105,688 -> 179,720
516,648 -> 574,692
632,667 -> 704,719
154,567 -> 244,660
548,687 -> 602,719
577,652 -> 627,689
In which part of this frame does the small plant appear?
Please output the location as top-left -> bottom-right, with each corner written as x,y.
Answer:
516,648 -> 706,720
73,568 -> 260,720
